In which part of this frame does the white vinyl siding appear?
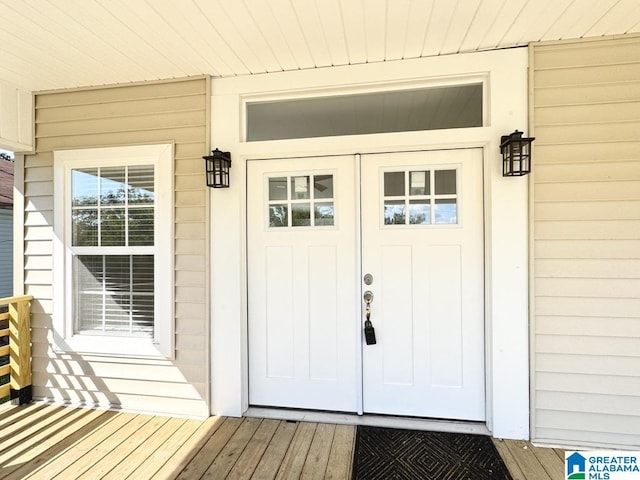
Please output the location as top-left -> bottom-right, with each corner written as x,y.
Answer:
0,208 -> 12,298
23,77 -> 210,417
531,35 -> 640,449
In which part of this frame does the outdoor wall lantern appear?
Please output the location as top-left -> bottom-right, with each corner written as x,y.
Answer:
500,130 -> 535,177
203,148 -> 232,188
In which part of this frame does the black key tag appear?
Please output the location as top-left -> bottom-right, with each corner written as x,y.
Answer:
364,319 -> 377,345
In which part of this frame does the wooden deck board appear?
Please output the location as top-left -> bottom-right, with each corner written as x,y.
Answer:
226,418 -> 280,479
250,420 -> 298,480
504,439 -> 554,480
492,438 -> 527,480
275,421 -> 317,480
125,418 -> 205,480
78,415 -> 171,479
0,403 -> 48,426
300,423 -> 335,479
0,406 -> 87,465
176,416 -> 244,479
101,416 -> 186,480
527,443 -> 565,480
24,412 -> 131,480
0,407 -> 111,479
51,414 -> 152,479
201,417 -> 263,478
554,448 -> 566,462
150,416 -> 226,480
0,404 -> 566,480
0,405 -> 68,448
325,424 -> 356,480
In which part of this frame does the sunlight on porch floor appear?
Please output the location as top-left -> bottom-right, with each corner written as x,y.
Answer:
0,403 -> 564,479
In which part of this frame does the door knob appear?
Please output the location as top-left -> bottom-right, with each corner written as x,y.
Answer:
363,290 -> 374,304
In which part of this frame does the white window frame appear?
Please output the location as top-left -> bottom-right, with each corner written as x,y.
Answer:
263,169 -> 338,230
53,144 -> 173,357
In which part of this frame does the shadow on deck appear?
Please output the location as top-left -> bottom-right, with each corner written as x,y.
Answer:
0,403 -> 564,479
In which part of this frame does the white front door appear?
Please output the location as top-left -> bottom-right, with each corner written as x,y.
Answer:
247,149 -> 485,420
247,155 -> 359,412
360,149 -> 485,420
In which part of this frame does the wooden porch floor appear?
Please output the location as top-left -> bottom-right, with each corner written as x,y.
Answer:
0,403 -> 564,479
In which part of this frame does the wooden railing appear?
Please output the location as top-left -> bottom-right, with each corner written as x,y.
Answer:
0,295 -> 33,405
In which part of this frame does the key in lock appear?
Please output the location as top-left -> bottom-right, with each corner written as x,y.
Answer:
363,290 -> 376,345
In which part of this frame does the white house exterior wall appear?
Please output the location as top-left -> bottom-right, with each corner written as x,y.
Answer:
21,77 -> 210,417
210,46 -> 531,440
530,35 -> 640,449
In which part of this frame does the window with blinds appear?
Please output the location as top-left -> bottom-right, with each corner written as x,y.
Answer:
70,165 -> 156,337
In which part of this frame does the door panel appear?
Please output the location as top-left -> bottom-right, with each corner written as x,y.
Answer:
247,156 -> 359,412
361,149 -> 485,420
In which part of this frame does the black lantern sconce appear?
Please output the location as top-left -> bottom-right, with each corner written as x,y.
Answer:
203,148 -> 232,188
500,130 -> 535,177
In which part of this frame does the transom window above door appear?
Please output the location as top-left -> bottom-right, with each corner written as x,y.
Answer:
383,168 -> 458,225
267,173 -> 335,228
246,83 -> 483,141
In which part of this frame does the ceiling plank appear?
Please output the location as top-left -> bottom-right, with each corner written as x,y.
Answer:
386,0 -> 412,60
477,0 -> 528,49
210,1 -> 283,73
504,0 -> 575,45
0,0 -> 637,92
563,0 -> 623,38
339,0 -> 367,64
317,0 -> 350,66
141,0 -> 239,77
291,0 -> 333,67
0,47 -> 69,92
66,0 -> 172,79
0,6 -> 96,89
194,0 -> 274,74
540,0 -> 605,41
500,0 -> 558,46
99,0 -> 205,76
37,0 -> 166,83
363,0 -> 387,63
421,0 -> 459,56
404,0 -> 435,59
585,0 -> 640,37
440,0 -> 483,54
1,0 -> 131,88
265,0 -> 315,69
242,0 -> 298,71
458,0 -> 507,52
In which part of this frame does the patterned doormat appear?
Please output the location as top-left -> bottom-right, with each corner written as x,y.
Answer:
352,426 -> 513,480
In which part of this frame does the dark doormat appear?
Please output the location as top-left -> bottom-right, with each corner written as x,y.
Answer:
352,426 -> 513,480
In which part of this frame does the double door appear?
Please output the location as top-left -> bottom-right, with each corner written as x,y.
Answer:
247,149 -> 485,420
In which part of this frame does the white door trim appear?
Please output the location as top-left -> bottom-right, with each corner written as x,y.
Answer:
210,46 -> 530,440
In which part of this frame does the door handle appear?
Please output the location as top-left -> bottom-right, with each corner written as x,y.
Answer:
363,290 -> 376,345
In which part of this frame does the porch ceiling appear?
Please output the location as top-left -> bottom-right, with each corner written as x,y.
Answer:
1,0 -> 639,92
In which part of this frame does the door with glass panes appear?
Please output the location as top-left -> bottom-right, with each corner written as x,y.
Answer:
247,149 -> 485,420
